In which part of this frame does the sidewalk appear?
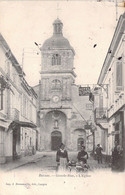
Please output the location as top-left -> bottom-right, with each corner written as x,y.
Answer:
0,151 -> 45,172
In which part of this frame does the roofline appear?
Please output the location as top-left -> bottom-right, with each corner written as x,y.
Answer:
33,83 -> 40,88
0,33 -> 37,99
97,12 -> 125,85
21,77 -> 38,98
41,47 -> 75,55
0,33 -> 25,76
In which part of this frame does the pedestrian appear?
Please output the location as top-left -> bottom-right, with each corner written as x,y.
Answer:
117,145 -> 124,171
56,143 -> 69,172
77,145 -> 88,168
95,144 -> 103,164
111,141 -> 119,170
112,142 -> 124,171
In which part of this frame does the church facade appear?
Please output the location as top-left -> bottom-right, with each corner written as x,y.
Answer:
34,19 -> 94,151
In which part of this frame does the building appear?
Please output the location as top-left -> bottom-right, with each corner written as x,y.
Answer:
0,34 -> 38,163
34,18 -> 96,152
92,86 -> 108,155
97,12 -> 125,168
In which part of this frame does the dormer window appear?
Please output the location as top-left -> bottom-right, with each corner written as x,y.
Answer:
52,54 -> 61,65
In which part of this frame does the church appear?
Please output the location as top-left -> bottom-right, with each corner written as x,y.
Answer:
34,18 -> 93,151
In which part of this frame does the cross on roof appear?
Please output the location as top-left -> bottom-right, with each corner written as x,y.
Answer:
56,3 -> 61,18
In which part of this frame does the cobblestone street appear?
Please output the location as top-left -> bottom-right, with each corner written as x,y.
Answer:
0,151 -> 110,172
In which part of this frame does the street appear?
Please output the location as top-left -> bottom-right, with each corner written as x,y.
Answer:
1,152 -> 124,195
6,152 -> 110,172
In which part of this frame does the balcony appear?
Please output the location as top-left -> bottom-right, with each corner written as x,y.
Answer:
94,107 -> 108,123
10,108 -> 20,120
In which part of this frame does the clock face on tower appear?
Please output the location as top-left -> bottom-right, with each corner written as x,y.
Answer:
52,95 -> 59,103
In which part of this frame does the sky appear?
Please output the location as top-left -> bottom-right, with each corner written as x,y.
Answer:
0,1 -> 124,87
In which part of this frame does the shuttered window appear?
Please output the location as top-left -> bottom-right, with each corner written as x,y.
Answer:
0,89 -> 3,110
116,61 -> 123,91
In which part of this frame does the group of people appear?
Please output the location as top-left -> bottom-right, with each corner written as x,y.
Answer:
111,141 -> 124,171
56,141 -> 124,172
56,143 -> 88,172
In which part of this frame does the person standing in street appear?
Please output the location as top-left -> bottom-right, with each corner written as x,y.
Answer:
111,141 -> 124,171
116,145 -> 124,171
111,141 -> 118,170
56,143 -> 69,172
77,145 -> 89,168
95,144 -> 103,164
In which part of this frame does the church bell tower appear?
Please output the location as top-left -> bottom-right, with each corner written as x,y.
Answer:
40,18 -> 76,109
39,18 -> 76,151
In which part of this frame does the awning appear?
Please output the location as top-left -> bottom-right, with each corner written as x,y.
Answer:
8,120 -> 37,130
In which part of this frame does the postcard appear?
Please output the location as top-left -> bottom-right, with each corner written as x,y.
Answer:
0,1 -> 125,195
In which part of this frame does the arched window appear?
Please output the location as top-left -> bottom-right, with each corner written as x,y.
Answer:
52,54 -> 61,65
51,79 -> 61,90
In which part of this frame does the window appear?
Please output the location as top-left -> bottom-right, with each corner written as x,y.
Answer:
112,73 -> 114,102
51,79 -> 61,90
0,89 -> 3,110
23,95 -> 27,117
29,104 -> 32,121
116,61 -> 123,91
12,68 -> 17,83
0,76 -> 6,110
52,54 -> 61,65
109,78 -> 111,106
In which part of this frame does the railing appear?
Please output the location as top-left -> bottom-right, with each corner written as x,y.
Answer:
94,108 -> 107,120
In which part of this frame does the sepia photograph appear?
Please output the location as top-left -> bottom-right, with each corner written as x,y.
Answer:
0,0 -> 125,194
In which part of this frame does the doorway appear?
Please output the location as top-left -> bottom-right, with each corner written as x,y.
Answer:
51,131 -> 62,151
77,138 -> 84,151
13,128 -> 20,160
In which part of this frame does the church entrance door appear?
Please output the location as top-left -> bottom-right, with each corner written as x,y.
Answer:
77,138 -> 84,151
51,131 -> 62,151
